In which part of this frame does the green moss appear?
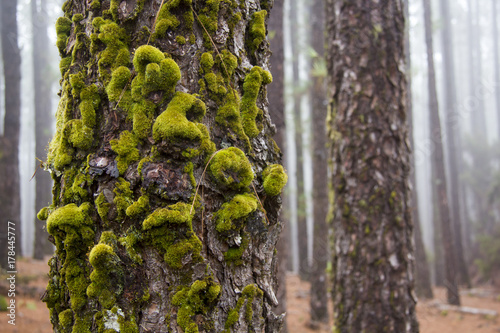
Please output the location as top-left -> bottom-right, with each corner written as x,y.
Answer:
69,72 -> 86,98
90,0 -> 101,10
110,131 -> 140,175
143,202 -> 192,230
95,192 -> 110,224
87,241 -> 122,309
37,206 -> 51,221
224,284 -> 263,330
95,19 -> 130,84
218,50 -> 238,79
110,0 -> 119,20
215,89 -> 250,149
172,277 -> 221,333
209,147 -> 254,190
165,238 -> 201,269
113,178 -> 133,218
72,13 -> 84,23
189,33 -> 196,44
80,84 -> 100,128
58,309 -> 74,328
176,35 -> 186,44
153,0 -> 182,39
198,0 -> 221,46
240,66 -> 272,138
216,194 -> 257,232
262,164 -> 287,196
56,17 -> 72,55
153,92 -> 215,157
106,66 -> 132,103
200,53 -> 214,73
59,56 -> 72,76
119,229 -> 143,264
249,10 -> 267,51
224,235 -> 249,265
126,195 -> 149,217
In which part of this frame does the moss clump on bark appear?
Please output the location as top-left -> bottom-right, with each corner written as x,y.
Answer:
262,164 -> 288,196
172,277 -> 221,333
216,194 -> 257,232
55,17 -> 72,55
248,10 -> 267,51
126,195 -> 149,217
110,131 -> 140,175
223,284 -> 263,331
209,147 -> 254,191
241,66 -> 272,138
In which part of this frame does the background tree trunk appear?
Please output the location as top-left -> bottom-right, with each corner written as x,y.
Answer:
423,0 -> 460,305
32,0 -> 55,260
326,0 -> 419,331
41,1 -> 286,331
0,0 -> 22,268
309,0 -> 329,325
268,0 -> 288,331
493,0 -> 500,138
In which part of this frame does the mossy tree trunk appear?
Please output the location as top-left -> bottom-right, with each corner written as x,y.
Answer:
40,0 -> 286,331
0,0 -> 22,268
32,0 -> 55,260
423,0 -> 460,305
326,0 -> 419,331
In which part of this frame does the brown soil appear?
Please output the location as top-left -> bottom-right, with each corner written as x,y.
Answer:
1,258 -> 499,332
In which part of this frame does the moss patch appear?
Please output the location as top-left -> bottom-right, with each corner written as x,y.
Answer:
209,147 -> 253,191
216,194 -> 257,233
110,131 -> 140,175
262,164 -> 287,196
241,66 -> 272,138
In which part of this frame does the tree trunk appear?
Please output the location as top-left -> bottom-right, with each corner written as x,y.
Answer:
326,0 -> 419,331
423,0 -> 460,305
0,0 -> 22,268
493,0 -> 500,139
439,0 -> 471,289
41,1 -> 286,332
268,0 -> 288,331
32,0 -> 55,260
309,0 -> 329,325
404,0 -> 433,300
433,188 -> 445,286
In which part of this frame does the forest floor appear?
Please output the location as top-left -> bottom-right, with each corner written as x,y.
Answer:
0,257 -> 500,332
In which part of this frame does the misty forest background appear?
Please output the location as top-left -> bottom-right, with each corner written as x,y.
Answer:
2,0 -> 500,330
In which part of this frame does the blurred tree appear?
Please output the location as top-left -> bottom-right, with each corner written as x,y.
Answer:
32,0 -> 55,260
424,0 -> 460,305
40,0 -> 286,331
326,0 -> 419,330
405,0 -> 433,300
0,0 -> 22,268
309,0 -> 329,326
493,0 -> 500,138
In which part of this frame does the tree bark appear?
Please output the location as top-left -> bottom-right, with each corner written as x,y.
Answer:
41,1 -> 286,332
326,0 -> 419,331
404,0 -> 433,300
32,0 -> 55,260
309,0 -> 329,326
439,0 -> 471,289
493,0 -> 500,139
268,0 -> 288,331
0,0 -> 22,268
423,0 -> 460,305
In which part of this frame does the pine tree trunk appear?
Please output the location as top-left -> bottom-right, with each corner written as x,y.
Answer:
309,0 -> 329,325
268,0 -> 288,331
0,0 -> 22,268
439,0 -> 471,289
493,0 -> 500,140
41,1 -> 286,332
326,0 -> 419,331
404,0 -> 433,300
32,0 -> 55,260
423,0 -> 460,305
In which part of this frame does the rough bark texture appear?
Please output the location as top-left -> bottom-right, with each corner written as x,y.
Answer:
405,0 -> 433,300
41,0 -> 286,332
0,0 -> 22,267
33,0 -> 56,260
326,0 -> 419,332
309,0 -> 329,326
423,0 -> 460,305
440,0 -> 470,288
268,0 -> 288,331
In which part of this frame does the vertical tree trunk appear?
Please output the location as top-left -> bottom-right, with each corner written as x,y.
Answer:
268,0 -> 288,331
309,0 -> 329,326
32,0 -> 55,260
0,0 -> 22,267
439,0 -> 471,289
493,0 -> 500,138
326,0 -> 419,331
404,0 -> 433,300
41,1 -> 286,331
423,0 -> 460,305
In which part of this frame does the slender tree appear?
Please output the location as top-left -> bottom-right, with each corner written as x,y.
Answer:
32,0 -> 55,259
309,0 -> 329,326
268,0 -> 288,331
326,0 -> 419,331
41,1 -> 287,331
493,0 -> 500,136
439,0 -> 471,288
423,0 -> 460,305
405,0 -> 433,300
0,0 -> 22,268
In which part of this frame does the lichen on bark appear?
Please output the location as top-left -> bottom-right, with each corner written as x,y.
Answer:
41,0 -> 285,332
